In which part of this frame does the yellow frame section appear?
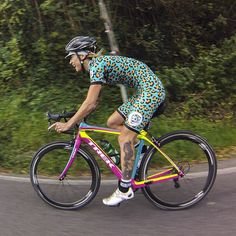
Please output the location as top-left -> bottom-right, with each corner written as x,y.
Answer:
79,128 -> 182,174
134,173 -> 179,186
147,168 -> 173,179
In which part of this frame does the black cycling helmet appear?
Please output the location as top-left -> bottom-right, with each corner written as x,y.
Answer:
65,36 -> 96,58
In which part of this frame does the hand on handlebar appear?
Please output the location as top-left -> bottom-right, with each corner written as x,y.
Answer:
48,122 -> 72,133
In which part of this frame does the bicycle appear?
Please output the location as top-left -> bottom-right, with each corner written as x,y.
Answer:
30,103 -> 217,210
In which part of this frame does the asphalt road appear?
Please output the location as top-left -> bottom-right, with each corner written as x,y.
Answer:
0,159 -> 236,236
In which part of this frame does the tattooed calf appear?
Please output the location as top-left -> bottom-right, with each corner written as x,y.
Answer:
122,141 -> 134,179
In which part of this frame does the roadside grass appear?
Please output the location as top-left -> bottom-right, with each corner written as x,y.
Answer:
0,113 -> 235,174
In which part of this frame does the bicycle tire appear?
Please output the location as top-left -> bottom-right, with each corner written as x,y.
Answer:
30,141 -> 100,210
140,131 -> 217,210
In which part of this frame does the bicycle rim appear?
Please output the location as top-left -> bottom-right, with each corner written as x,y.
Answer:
141,131 -> 217,210
30,142 -> 100,210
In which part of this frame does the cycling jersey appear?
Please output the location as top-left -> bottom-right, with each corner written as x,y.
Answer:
89,55 -> 165,133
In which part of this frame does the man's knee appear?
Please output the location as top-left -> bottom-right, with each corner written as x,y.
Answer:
107,117 -> 116,129
107,112 -> 124,129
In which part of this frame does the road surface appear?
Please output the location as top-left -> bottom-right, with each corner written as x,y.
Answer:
0,159 -> 236,236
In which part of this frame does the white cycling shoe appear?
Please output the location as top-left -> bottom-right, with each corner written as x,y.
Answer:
103,188 -> 134,206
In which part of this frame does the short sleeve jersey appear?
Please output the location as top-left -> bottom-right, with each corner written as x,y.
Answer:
89,55 -> 159,89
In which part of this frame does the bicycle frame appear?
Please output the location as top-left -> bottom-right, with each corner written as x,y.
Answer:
59,122 -> 183,190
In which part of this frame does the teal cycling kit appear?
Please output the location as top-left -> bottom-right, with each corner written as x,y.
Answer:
89,55 -> 165,133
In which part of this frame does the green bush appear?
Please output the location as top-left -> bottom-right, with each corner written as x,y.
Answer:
161,34 -> 236,119
0,0 -> 236,173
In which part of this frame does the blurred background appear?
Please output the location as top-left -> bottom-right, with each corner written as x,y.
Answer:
0,0 -> 235,173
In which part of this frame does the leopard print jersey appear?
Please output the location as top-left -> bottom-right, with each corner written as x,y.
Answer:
89,55 -> 165,133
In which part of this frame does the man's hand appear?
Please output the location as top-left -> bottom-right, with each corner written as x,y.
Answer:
48,122 -> 71,133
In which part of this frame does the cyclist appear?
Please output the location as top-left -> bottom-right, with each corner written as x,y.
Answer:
50,36 -> 165,206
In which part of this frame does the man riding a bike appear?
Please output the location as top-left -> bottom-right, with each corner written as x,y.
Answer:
50,36 -> 165,206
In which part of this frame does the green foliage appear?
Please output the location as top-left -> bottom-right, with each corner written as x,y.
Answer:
112,0 -> 236,67
0,38 -> 27,86
161,33 -> 236,118
0,0 -> 236,172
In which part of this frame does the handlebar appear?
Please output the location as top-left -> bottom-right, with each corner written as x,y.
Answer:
47,111 -> 78,134
47,111 -> 76,122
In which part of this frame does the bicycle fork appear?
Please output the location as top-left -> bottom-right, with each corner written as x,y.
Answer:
58,135 -> 82,181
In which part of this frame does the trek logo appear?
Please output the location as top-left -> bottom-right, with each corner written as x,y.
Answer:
88,141 -> 115,169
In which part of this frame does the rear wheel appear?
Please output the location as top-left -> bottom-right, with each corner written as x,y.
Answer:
141,131 -> 217,210
30,141 -> 100,210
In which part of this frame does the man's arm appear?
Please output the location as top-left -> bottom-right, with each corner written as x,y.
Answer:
67,84 -> 102,127
49,84 -> 102,132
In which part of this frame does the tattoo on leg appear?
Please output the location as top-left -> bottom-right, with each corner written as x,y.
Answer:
122,141 -> 134,180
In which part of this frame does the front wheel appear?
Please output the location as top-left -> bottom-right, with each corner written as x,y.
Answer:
30,141 -> 100,210
141,131 -> 217,210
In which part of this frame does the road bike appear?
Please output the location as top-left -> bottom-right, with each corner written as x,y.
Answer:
30,103 -> 217,210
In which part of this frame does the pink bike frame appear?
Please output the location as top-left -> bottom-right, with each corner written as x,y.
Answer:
58,122 -> 181,190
